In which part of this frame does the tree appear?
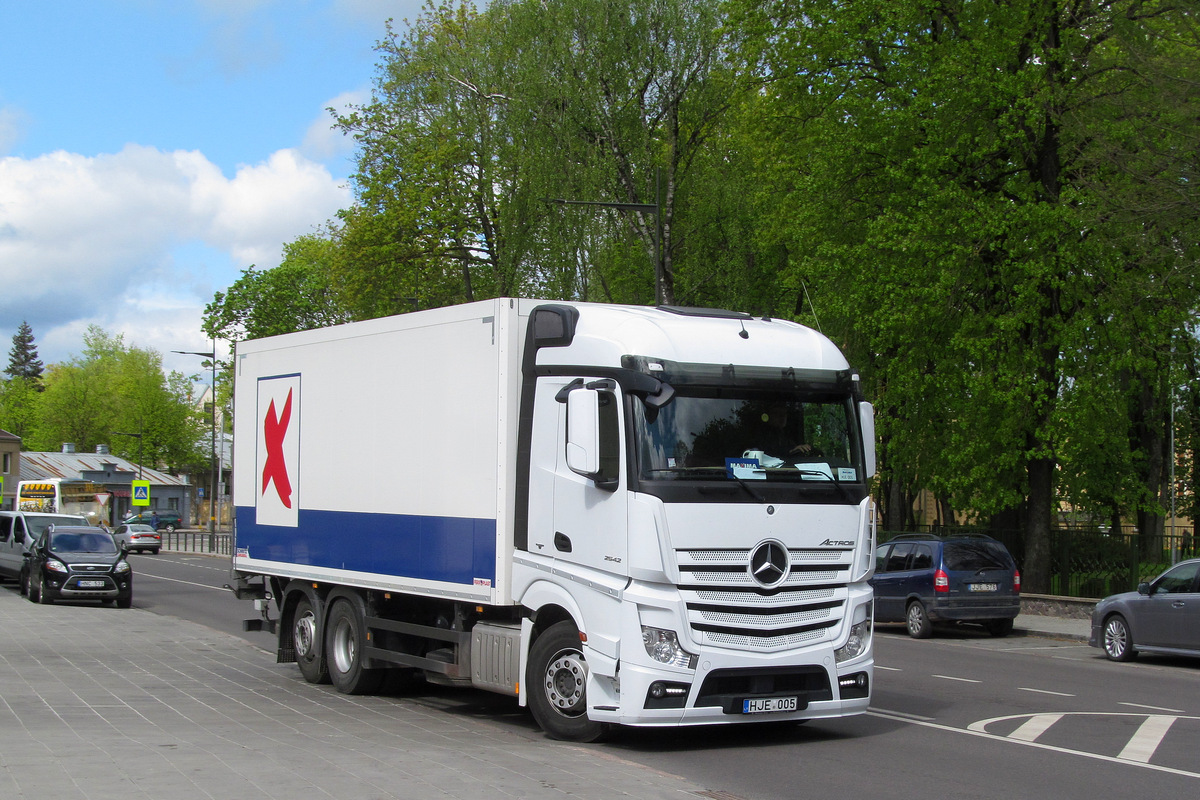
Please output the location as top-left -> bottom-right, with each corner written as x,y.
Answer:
734,0 -> 1200,590
204,234 -> 351,344
7,320 -> 44,387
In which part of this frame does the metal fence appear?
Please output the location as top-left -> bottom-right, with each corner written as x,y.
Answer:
880,527 -> 1197,599
160,530 -> 233,556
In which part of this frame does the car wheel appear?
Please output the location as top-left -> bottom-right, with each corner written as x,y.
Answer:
526,620 -> 610,742
116,594 -> 132,609
165,523 -> 176,533
325,599 -> 383,695
38,574 -> 53,605
905,600 -> 932,639
18,568 -> 29,596
1103,614 -> 1136,661
26,570 -> 39,602
985,618 -> 1014,637
150,548 -> 160,555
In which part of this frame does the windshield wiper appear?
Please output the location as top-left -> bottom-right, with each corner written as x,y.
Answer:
727,470 -> 766,503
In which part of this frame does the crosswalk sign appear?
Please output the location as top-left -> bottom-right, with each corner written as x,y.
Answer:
131,480 -> 150,506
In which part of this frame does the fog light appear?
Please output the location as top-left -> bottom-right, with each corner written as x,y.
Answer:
645,680 -> 690,709
838,672 -> 869,699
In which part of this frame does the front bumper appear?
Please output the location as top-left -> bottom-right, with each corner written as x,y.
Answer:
46,572 -> 132,600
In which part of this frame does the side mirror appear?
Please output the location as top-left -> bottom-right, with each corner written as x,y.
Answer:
1137,582 -> 1150,595
566,389 -> 601,475
859,401 -> 876,478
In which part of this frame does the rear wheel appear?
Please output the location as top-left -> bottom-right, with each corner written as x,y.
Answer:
1103,614 -> 1136,661
293,597 -> 329,684
526,621 -> 609,742
325,599 -> 383,695
905,600 -> 932,639
26,571 -> 39,603
38,574 -> 53,605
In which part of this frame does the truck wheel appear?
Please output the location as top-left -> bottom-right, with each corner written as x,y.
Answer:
325,599 -> 383,695
526,621 -> 609,742
905,600 -> 931,639
294,597 -> 330,684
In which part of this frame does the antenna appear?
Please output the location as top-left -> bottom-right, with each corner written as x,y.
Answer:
738,319 -> 749,339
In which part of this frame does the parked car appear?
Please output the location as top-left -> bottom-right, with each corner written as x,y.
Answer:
123,510 -> 182,532
871,533 -> 1021,638
24,525 -> 132,608
1089,557 -> 1200,662
0,511 -> 91,593
111,523 -> 161,554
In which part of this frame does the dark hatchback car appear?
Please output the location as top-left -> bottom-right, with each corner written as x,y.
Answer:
24,526 -> 132,608
871,534 -> 1021,638
123,510 -> 183,532
1090,557 -> 1200,662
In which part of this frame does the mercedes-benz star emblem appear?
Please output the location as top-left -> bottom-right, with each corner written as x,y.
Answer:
749,540 -> 789,587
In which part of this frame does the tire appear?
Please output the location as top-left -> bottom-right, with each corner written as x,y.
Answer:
116,594 -> 132,609
164,524 -> 176,533
293,596 -> 330,685
38,574 -> 53,605
325,599 -> 383,695
985,618 -> 1014,637
526,621 -> 609,742
905,600 -> 932,639
1103,614 -> 1137,662
26,570 -> 39,603
19,568 -> 29,597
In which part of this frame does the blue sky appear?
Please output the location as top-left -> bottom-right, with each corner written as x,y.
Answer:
0,0 -> 426,377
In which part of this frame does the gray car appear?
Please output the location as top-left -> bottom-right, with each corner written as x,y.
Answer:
1090,557 -> 1200,661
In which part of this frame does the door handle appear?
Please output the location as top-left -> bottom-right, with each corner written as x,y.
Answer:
554,532 -> 572,553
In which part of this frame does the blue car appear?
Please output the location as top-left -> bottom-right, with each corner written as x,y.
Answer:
871,534 -> 1021,638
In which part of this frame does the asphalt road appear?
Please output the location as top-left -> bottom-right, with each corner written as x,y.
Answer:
129,551 -> 1200,800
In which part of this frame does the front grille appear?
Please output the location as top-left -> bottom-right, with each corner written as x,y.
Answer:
677,548 -> 851,651
696,665 -> 833,710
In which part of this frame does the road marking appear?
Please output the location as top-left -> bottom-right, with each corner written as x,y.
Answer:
135,571 -> 229,592
867,710 -> 1200,780
875,665 -> 902,672
1008,714 -> 1062,741
933,674 -> 981,683
1120,702 -> 1185,714
1118,715 -> 1176,763
1018,687 -> 1075,697
869,707 -> 934,722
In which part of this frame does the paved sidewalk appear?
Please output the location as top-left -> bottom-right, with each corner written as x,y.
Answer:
1014,613 -> 1092,643
0,589 -> 702,800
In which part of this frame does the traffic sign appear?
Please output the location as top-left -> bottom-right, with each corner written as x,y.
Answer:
131,480 -> 151,506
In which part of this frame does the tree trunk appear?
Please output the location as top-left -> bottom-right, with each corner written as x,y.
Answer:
1024,456 -> 1055,594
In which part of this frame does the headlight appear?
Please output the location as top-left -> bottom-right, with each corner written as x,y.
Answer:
641,626 -> 697,669
835,602 -> 872,663
114,560 -> 131,574
45,560 -> 68,574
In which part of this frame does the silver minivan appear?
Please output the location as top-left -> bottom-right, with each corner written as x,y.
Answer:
0,511 -> 92,592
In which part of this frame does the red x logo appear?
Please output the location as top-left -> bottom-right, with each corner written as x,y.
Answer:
261,388 -> 293,508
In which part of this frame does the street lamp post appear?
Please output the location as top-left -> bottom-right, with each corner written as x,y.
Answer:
174,346 -> 218,548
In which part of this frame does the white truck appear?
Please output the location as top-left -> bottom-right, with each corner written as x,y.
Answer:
230,299 -> 876,741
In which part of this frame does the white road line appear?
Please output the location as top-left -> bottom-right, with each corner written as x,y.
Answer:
868,707 -> 934,722
933,674 -> 981,683
1018,687 -> 1075,697
1120,702 -> 1186,714
875,665 -> 902,672
871,710 -> 1200,780
135,571 -> 229,591
1008,713 -> 1063,742
1118,715 -> 1176,763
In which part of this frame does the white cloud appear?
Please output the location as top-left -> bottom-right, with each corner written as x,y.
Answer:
302,90 -> 368,162
0,144 -> 350,367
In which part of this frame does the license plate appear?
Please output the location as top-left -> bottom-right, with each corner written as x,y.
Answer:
77,580 -> 105,588
969,583 -> 998,592
742,697 -> 798,714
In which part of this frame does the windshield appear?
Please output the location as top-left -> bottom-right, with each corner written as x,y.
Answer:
28,515 -> 88,536
634,390 -> 862,483
50,531 -> 118,554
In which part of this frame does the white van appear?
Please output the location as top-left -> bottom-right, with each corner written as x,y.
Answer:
0,511 -> 91,591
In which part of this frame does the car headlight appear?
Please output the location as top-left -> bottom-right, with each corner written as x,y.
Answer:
835,601 -> 872,663
114,560 -> 131,574
45,559 -> 68,574
641,626 -> 698,669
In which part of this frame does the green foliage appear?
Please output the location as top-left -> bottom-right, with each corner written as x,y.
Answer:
6,320 -> 44,386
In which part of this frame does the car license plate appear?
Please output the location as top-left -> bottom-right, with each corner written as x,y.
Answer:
742,697 -> 798,714
77,580 -> 105,588
969,583 -> 998,592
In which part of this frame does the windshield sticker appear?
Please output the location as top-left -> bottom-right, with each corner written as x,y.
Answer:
726,457 -> 767,480
837,467 -> 857,482
800,463 -> 835,481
